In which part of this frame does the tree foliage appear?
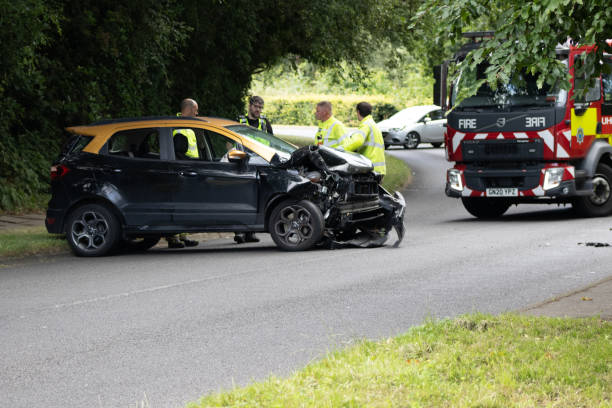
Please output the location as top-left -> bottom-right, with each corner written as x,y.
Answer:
414,0 -> 612,99
0,0 -> 411,212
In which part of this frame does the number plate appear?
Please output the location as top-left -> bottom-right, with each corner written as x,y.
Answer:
486,188 -> 518,197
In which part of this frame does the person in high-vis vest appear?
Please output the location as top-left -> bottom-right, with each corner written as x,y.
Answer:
314,101 -> 351,148
166,98 -> 200,249
238,95 -> 274,135
342,102 -> 386,177
234,95 -> 273,244
173,98 -> 200,159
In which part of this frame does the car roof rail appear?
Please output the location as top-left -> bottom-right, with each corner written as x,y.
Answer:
89,116 -> 209,126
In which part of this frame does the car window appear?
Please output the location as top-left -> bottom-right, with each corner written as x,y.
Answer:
107,128 -> 160,159
430,110 -> 445,120
200,129 -> 244,161
171,127 -> 213,161
61,134 -> 93,156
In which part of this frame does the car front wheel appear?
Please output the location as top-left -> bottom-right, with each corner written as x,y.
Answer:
404,132 -> 420,149
269,199 -> 324,251
66,203 -> 121,256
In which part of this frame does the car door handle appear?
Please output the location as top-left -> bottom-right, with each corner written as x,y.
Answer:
112,168 -> 122,173
179,171 -> 198,177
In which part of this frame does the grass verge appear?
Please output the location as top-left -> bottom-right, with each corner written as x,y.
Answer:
188,314 -> 612,407
0,227 -> 67,259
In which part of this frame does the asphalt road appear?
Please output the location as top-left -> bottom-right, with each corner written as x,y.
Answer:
2,145 -> 612,408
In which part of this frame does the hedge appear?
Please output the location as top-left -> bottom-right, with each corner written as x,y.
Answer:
259,94 -> 415,126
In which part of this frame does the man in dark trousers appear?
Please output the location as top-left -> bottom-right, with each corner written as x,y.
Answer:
235,96 -> 273,244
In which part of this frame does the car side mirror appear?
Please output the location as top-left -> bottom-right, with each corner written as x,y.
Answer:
227,148 -> 249,164
423,117 -> 431,123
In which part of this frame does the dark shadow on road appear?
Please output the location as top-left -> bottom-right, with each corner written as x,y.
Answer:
446,206 -> 582,224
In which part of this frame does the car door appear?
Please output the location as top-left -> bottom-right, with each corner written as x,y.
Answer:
167,127 -> 259,228
98,127 -> 174,227
420,109 -> 446,143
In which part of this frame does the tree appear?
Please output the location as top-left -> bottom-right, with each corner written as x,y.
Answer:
413,0 -> 612,98
0,0 -> 416,211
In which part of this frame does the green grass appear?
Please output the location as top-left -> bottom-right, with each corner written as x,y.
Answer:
0,227 -> 67,259
188,314 -> 612,407
276,134 -> 411,193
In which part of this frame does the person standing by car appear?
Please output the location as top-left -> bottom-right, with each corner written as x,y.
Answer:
314,101 -> 350,148
166,98 -> 200,248
233,95 -> 272,244
239,96 -> 273,135
342,102 -> 386,177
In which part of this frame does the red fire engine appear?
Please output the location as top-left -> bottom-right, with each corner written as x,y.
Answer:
437,33 -> 612,218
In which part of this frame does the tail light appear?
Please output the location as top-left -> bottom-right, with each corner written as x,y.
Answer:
50,164 -> 70,180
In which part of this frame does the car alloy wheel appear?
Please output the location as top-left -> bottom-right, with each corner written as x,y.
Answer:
269,199 -> 324,251
404,132 -> 420,149
67,203 -> 120,256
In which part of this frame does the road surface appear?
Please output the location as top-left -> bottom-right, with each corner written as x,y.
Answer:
1,145 -> 611,407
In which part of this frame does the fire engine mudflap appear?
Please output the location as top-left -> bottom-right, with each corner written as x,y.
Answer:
438,35 -> 612,218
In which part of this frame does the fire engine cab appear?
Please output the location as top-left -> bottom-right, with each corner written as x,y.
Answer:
436,32 -> 612,218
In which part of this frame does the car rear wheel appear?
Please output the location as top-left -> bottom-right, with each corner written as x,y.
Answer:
573,163 -> 612,217
269,199 -> 324,251
461,197 -> 510,219
404,132 -> 420,149
66,203 -> 121,256
431,142 -> 442,148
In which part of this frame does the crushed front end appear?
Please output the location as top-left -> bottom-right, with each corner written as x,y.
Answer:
276,145 -> 405,247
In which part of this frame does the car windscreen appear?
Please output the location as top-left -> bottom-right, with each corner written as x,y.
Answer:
226,125 -> 297,156
388,107 -> 433,122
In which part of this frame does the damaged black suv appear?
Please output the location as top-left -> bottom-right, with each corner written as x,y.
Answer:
46,116 -> 405,256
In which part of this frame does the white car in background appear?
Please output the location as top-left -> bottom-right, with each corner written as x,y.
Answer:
377,105 -> 446,149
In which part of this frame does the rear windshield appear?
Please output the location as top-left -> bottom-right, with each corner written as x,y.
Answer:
61,134 -> 93,155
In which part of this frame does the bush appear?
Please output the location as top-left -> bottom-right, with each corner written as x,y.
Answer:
260,94 -> 401,126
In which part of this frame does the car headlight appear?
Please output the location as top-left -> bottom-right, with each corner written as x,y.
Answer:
543,167 -> 564,190
447,169 -> 463,191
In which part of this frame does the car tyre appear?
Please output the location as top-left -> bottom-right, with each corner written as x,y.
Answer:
66,203 -> 121,256
268,199 -> 324,251
572,163 -> 612,217
404,132 -> 420,149
431,142 -> 443,148
461,197 -> 510,219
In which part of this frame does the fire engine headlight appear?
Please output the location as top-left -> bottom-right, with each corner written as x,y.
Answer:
448,169 -> 463,191
543,167 -> 565,190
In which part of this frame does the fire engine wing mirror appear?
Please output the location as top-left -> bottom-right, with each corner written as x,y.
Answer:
433,61 -> 449,110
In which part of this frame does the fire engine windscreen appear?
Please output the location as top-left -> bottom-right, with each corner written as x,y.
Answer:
451,62 -> 568,110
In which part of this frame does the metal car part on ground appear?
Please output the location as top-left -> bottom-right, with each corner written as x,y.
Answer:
46,117 -> 405,256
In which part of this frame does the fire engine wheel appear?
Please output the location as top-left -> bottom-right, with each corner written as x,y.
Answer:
66,203 -> 121,257
269,199 -> 324,251
573,163 -> 612,217
461,197 -> 511,219
404,132 -> 420,149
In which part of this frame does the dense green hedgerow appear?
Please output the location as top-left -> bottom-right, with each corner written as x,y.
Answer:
261,94 -> 403,127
